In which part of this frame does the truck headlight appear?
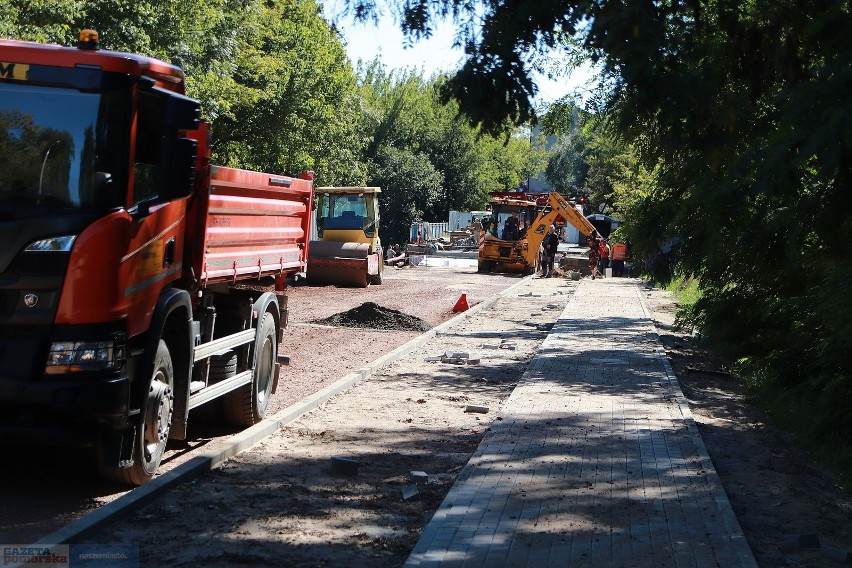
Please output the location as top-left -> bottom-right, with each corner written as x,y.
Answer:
45,336 -> 126,374
25,235 -> 77,252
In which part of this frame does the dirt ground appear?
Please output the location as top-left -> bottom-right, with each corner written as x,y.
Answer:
642,287 -> 852,567
0,264 -> 523,545
79,272 -> 852,567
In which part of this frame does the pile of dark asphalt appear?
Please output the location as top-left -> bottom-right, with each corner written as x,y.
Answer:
313,302 -> 432,331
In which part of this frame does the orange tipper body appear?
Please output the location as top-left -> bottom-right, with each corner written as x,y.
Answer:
197,166 -> 312,285
0,32 -> 313,484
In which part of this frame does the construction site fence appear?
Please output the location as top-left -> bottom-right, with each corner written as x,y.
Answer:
410,222 -> 450,242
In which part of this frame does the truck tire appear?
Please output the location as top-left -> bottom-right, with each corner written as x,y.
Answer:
224,312 -> 276,426
100,339 -> 174,486
369,271 -> 383,285
210,350 -> 238,381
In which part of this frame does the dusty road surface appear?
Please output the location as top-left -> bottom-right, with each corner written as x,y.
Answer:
72,276 -> 852,568
78,273 -> 571,567
0,263 -> 522,544
4,268 -> 851,568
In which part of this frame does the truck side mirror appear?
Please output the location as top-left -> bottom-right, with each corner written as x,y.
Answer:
162,137 -> 197,200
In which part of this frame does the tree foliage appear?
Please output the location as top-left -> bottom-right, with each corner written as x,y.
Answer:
356,0 -> 852,442
2,0 -> 546,266
355,63 -> 537,245
209,0 -> 363,183
0,0 -> 363,183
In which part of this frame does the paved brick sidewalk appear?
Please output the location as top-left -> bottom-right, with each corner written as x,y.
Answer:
405,278 -> 757,567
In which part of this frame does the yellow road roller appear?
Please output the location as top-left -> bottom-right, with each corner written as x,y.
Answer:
307,187 -> 383,287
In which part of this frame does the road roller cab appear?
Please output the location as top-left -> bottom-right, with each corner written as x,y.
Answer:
307,187 -> 383,287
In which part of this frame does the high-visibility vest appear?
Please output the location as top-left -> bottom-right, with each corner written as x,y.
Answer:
612,243 -> 628,261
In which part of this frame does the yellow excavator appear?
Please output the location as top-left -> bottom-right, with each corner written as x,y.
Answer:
306,186 -> 383,287
478,192 -> 596,274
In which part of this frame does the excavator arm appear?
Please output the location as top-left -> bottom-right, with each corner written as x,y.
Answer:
523,192 -> 596,266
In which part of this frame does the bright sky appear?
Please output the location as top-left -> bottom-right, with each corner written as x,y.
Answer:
322,2 -> 595,105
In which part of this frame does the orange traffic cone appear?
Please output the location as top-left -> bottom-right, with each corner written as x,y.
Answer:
452,293 -> 469,312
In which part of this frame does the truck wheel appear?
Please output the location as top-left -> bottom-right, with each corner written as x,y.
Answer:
100,340 -> 174,486
369,271 -> 383,285
224,312 -> 276,426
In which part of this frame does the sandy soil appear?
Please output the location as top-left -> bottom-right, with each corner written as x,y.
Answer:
75,274 -> 852,567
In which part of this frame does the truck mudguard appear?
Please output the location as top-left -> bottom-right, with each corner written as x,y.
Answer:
137,287 -> 194,425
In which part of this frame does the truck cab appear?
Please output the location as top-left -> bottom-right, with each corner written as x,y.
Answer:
0,31 -> 201,480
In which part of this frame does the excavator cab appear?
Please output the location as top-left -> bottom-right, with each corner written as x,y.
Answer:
485,200 -> 539,241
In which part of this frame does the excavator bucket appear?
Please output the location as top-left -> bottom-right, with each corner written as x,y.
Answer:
306,241 -> 371,287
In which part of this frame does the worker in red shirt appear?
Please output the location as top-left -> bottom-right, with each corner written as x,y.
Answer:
599,239 -> 611,276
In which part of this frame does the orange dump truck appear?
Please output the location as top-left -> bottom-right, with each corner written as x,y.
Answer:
0,31 -> 313,484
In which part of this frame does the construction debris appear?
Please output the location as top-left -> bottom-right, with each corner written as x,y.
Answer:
409,471 -> 429,484
401,485 -> 420,501
425,351 -> 481,365
465,405 -> 489,414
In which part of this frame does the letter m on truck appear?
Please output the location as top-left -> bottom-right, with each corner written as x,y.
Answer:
0,31 -> 314,484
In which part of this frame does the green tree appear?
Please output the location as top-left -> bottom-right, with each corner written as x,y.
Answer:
545,131 -> 590,195
356,63 -> 537,235
209,0 -> 364,183
370,145 -> 442,246
346,0 -> 852,447
0,0 -> 365,183
0,0 -> 83,43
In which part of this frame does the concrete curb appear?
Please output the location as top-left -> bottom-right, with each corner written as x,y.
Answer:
36,273 -> 534,546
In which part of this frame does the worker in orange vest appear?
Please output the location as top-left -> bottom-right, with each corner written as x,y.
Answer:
611,241 -> 628,277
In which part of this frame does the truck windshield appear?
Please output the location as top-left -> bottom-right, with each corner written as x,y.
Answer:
0,83 -> 129,209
